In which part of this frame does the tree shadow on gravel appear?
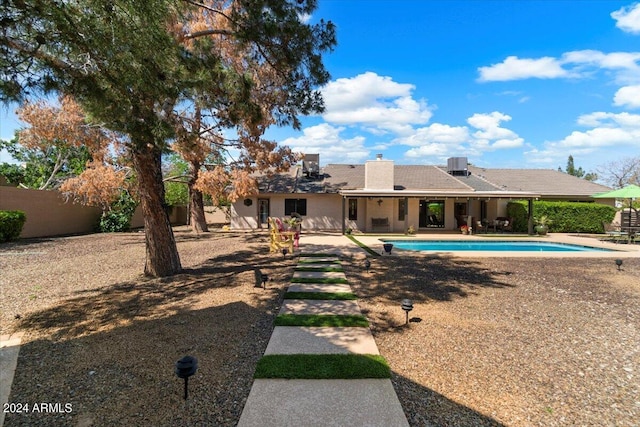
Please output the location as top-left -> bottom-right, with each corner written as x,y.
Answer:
16,244 -> 295,341
6,302 -> 276,427
343,254 -> 515,333
392,371 -> 506,426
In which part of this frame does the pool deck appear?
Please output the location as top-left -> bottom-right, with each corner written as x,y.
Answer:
302,232 -> 640,259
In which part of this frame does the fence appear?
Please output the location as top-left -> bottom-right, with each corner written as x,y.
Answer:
0,186 -> 187,239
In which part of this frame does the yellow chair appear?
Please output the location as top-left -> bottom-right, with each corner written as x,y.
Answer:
268,217 -> 295,253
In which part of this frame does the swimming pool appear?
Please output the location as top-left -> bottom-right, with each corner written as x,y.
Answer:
382,240 -> 613,252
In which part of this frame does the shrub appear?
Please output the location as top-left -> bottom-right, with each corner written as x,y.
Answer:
0,210 -> 26,242
99,191 -> 137,233
507,200 -> 616,233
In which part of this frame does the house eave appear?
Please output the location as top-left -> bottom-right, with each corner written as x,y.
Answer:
338,189 -> 541,199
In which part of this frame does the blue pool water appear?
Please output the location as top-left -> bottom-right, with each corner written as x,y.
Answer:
383,240 -> 613,252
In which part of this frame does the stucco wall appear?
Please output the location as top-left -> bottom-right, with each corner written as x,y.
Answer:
0,186 -> 187,238
232,194 -> 344,231
0,186 -> 102,238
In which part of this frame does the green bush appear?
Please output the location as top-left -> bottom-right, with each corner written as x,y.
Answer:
99,191 -> 137,233
507,200 -> 616,233
0,210 -> 26,242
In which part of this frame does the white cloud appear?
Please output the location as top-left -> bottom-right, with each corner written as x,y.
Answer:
280,123 -> 369,164
528,111 -> 640,165
298,13 -> 312,23
612,2 -> 640,34
478,50 -> 640,84
614,85 -> 640,108
477,56 -> 568,82
394,123 -> 469,147
576,111 -> 640,128
321,72 -> 433,133
467,112 -> 524,148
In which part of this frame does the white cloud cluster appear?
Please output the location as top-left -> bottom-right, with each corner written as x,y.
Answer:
321,72 -> 433,134
611,2 -> 640,34
280,123 -> 369,164
478,50 -> 640,84
526,112 -> 640,165
477,56 -> 568,82
614,85 -> 640,108
468,112 -> 524,149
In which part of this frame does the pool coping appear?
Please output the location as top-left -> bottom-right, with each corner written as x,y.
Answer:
352,233 -> 640,258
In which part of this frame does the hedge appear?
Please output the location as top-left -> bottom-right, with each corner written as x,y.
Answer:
0,210 -> 26,242
507,201 -> 616,233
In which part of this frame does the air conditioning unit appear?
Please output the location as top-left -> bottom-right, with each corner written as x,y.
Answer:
447,157 -> 468,176
303,154 -> 320,177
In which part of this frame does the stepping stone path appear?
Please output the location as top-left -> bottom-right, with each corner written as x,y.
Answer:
238,253 -> 409,426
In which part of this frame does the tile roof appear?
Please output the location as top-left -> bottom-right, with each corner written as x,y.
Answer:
467,166 -> 611,197
255,163 -> 612,197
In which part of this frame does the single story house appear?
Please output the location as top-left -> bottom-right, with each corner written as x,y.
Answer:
230,154 -> 613,234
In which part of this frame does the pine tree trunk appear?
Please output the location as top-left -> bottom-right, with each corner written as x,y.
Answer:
132,144 -> 182,277
188,161 -> 209,233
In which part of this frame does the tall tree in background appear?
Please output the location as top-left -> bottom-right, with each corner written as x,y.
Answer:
559,155 -> 597,181
596,156 -> 640,188
0,96 -> 109,189
1,0 -> 335,276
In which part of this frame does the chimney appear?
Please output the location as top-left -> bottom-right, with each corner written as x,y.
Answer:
365,155 -> 394,190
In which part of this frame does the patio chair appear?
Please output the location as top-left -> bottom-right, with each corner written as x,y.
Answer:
268,217 -> 295,253
602,221 -> 628,243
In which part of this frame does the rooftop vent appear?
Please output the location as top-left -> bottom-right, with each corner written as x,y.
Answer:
302,154 -> 320,178
447,157 -> 469,177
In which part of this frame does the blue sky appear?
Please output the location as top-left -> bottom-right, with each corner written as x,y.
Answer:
2,1 -> 640,174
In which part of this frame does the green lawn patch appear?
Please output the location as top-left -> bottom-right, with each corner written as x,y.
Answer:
345,235 -> 380,257
275,314 -> 369,327
283,292 -> 357,300
254,354 -> 391,379
295,266 -> 344,272
291,277 -> 348,284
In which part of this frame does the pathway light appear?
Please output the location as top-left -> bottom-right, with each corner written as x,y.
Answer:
175,355 -> 198,400
401,299 -> 413,326
615,259 -> 623,271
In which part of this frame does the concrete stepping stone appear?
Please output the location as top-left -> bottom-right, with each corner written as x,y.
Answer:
292,271 -> 346,280
265,327 -> 379,355
298,257 -> 340,264
237,378 -> 409,427
287,283 -> 352,293
279,299 -> 361,316
295,263 -> 343,270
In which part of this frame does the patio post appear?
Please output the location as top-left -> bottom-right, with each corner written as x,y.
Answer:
404,197 -> 409,233
341,196 -> 346,235
528,199 -> 534,235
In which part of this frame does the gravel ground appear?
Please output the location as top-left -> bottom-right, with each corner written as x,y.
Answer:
345,253 -> 640,427
1,230 -> 639,426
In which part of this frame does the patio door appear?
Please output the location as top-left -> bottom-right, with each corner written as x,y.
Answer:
258,199 -> 270,226
419,200 -> 444,228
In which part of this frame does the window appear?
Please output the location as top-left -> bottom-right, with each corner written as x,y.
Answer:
285,198 -> 307,216
398,199 -> 406,221
348,199 -> 358,220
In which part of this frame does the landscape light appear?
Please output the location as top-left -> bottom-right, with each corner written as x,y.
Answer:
364,259 -> 371,273
261,273 -> 269,289
401,299 -> 413,326
282,248 -> 288,258
615,259 -> 623,271
175,355 -> 198,400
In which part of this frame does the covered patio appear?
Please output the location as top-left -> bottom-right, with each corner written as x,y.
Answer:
339,189 -> 540,235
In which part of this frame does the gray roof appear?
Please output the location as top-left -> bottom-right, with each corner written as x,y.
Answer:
256,163 -> 612,198
467,166 -> 611,197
